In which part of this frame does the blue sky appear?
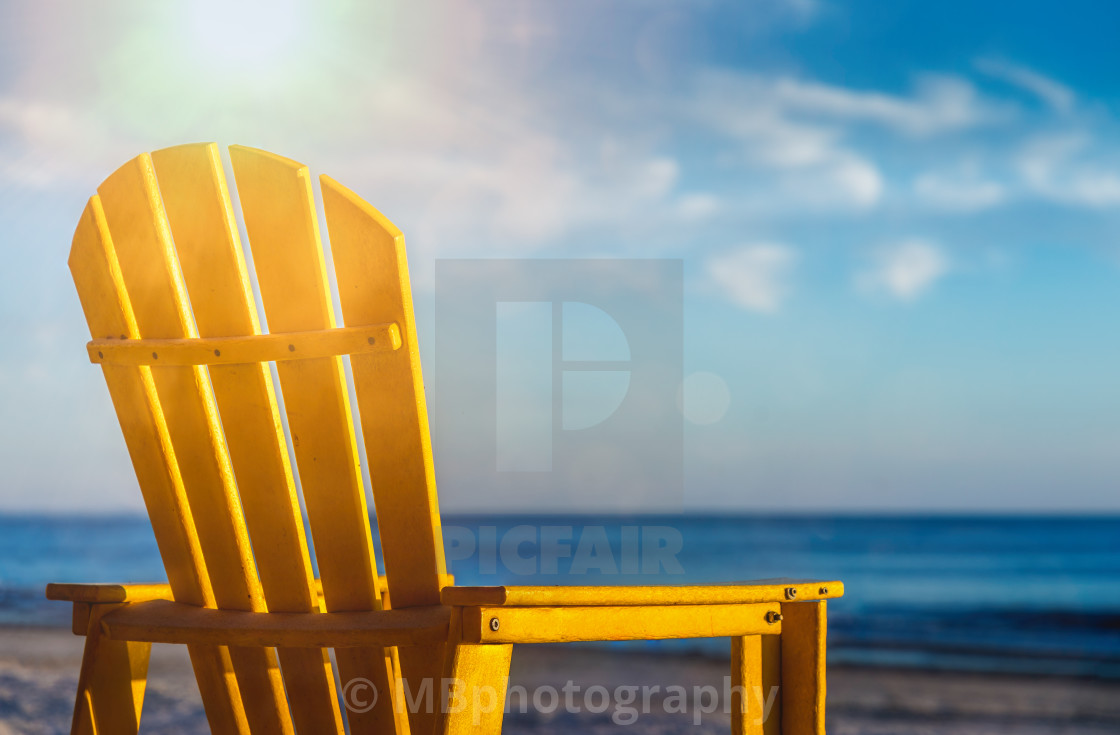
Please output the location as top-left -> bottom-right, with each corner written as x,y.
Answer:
2,0 -> 1120,512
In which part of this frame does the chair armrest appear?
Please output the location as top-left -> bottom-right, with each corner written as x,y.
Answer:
45,583 -> 173,604
440,578 -> 843,607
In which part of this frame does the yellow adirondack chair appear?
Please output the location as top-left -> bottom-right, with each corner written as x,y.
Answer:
49,143 -> 843,735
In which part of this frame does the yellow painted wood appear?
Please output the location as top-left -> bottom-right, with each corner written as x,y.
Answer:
72,603 -> 93,637
443,580 -> 843,607
151,142 -> 344,734
229,144 -> 400,733
87,322 -> 401,366
69,194 -> 250,735
462,602 -> 780,644
71,604 -> 151,735
97,152 -> 294,735
732,635 -> 781,735
780,601 -> 827,735
100,600 -> 452,648
47,574 -> 451,608
96,153 -> 260,611
319,175 -> 447,608
322,173 -> 450,735
48,583 -> 174,605
439,613 -> 512,735
763,635 -> 782,734
68,197 -> 211,610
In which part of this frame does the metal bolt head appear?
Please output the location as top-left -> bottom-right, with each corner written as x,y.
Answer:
766,610 -> 783,624
819,586 -> 828,595
489,617 -> 500,632
785,587 -> 798,600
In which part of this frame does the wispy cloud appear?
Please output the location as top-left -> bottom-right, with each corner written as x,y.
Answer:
914,171 -> 1006,212
771,74 -> 998,136
858,240 -> 950,301
691,72 -> 886,209
688,69 -> 1009,213
707,243 -> 798,313
1016,133 -> 1120,208
975,58 -> 1075,114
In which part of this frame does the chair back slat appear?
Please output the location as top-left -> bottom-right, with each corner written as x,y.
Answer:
228,145 -> 403,733
95,154 -> 294,734
69,196 -> 251,734
151,143 -> 344,734
321,176 -> 449,735
321,175 -> 447,607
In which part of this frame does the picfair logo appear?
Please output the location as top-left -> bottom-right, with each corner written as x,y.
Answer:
434,259 -> 682,511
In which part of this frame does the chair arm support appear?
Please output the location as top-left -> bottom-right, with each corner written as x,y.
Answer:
441,578 -> 843,607
98,600 -> 452,649
456,601 -> 786,644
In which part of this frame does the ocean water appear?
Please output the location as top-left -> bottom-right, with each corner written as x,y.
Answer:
2,514 -> 1118,678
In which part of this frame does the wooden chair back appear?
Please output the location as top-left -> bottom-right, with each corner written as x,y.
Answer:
69,143 -> 446,734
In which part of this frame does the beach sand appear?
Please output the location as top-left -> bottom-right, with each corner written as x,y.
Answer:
1,626 -> 1118,734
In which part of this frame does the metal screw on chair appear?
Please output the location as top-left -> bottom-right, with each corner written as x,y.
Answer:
785,587 -> 797,600
766,610 -> 783,624
819,586 -> 828,595
489,617 -> 500,631
367,337 -> 376,345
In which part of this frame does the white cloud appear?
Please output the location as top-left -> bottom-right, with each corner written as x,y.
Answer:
975,58 -> 1075,114
771,74 -> 997,136
914,171 -> 1006,212
674,193 -> 721,220
858,240 -> 950,301
691,73 -> 887,210
1016,133 -> 1120,208
803,154 -> 883,207
689,69 -> 1006,213
707,244 -> 798,313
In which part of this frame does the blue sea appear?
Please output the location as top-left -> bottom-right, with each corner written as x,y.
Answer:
2,514 -> 1118,679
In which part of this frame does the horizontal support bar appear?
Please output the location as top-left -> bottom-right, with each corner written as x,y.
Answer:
101,600 -> 451,648
47,574 -> 455,606
442,579 -> 843,607
87,322 -> 401,367
461,602 -> 781,644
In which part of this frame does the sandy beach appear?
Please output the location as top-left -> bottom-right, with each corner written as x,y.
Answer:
2,626 -> 1118,734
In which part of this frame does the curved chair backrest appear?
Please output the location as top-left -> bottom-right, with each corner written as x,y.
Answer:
69,143 -> 446,734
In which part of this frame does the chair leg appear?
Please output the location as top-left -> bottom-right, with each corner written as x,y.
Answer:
731,634 -> 781,735
440,643 -> 512,734
438,613 -> 512,735
71,604 -> 151,735
778,601 -> 827,735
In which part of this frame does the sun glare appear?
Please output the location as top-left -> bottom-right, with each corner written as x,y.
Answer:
183,0 -> 305,76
